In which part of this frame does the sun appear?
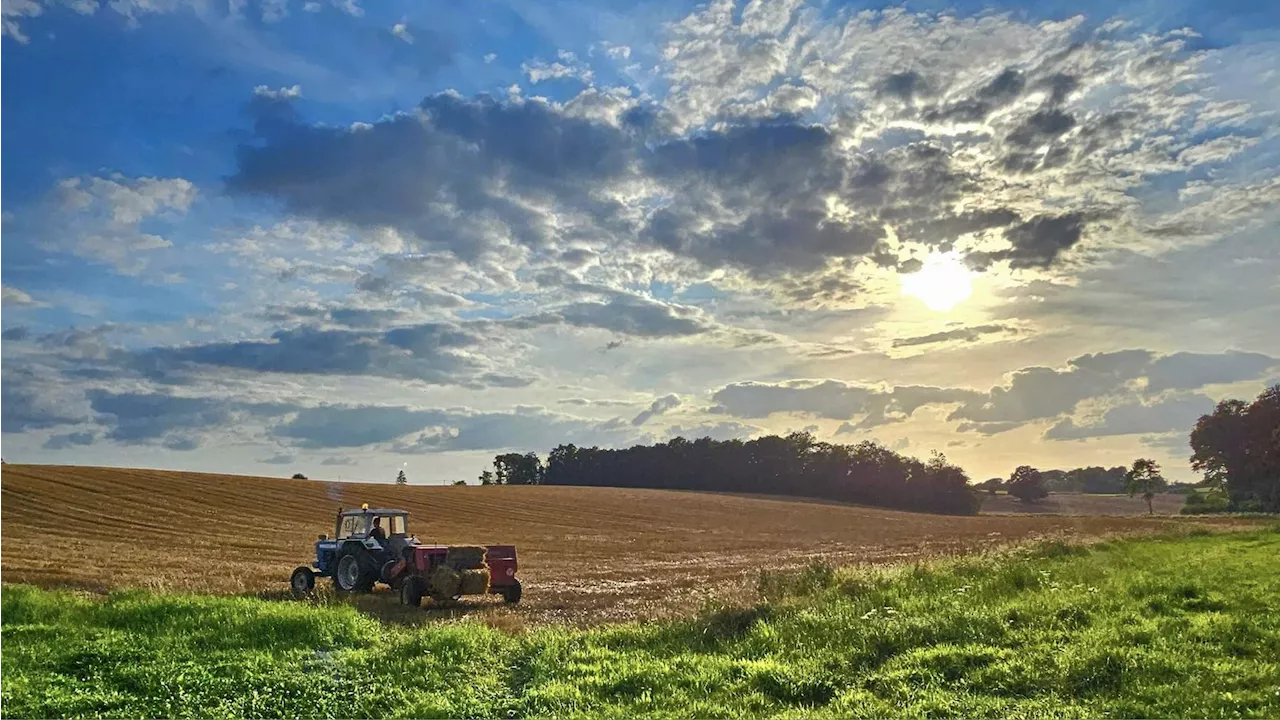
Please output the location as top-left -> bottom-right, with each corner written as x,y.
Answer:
900,252 -> 974,312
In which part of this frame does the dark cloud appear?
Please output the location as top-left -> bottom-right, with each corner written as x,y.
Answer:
632,394 -> 681,426
712,380 -> 875,420
43,431 -> 96,450
878,71 -> 930,102
88,390 -> 233,445
259,452 -> 297,464
922,67 -> 1025,124
511,295 -> 710,338
892,324 -> 1013,348
130,323 -> 497,386
230,92 -> 634,259
2,327 -> 31,341
967,213 -> 1087,270
81,390 -> 290,449
1144,351 -> 1277,393
1,380 -> 84,432
1007,109 -> 1076,147
1044,393 -> 1215,440
321,456 -> 358,466
711,380 -> 977,427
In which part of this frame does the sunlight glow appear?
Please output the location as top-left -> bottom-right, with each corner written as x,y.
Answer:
900,253 -> 974,312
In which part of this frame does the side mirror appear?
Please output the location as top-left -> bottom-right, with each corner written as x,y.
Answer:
318,534 -> 328,541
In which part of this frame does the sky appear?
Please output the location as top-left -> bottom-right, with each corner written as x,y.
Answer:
2,0 -> 1278,485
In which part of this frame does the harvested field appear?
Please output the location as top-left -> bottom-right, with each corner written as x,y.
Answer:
0,464 -> 1256,625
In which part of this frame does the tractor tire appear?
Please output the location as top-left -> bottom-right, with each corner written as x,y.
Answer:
400,576 -> 426,607
290,566 -> 315,596
502,579 -> 522,605
334,548 -> 377,593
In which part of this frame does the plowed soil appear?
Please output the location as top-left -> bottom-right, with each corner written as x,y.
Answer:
0,464 -> 1253,625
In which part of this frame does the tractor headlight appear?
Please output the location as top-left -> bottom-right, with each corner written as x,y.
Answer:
506,568 -> 514,577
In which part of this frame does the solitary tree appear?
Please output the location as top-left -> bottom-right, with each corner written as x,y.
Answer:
396,470 -> 408,486
1125,458 -> 1164,515
292,472 -> 308,480
478,470 -> 495,486
1007,465 -> 1048,503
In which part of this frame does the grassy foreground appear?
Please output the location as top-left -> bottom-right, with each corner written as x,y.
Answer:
4,529 -> 1279,718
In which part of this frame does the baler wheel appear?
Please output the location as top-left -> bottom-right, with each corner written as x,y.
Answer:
502,579 -> 522,605
400,576 -> 426,607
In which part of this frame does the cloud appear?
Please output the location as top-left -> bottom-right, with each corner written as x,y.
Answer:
666,420 -> 759,442
1045,393 -> 1215,440
42,431 -> 96,450
892,324 -> 1013,348
321,456 -> 357,466
632,394 -> 681,426
259,452 -> 297,464
11,174 -> 199,278
253,84 -> 302,100
273,403 -> 645,453
711,380 -> 978,427
2,287 -> 44,307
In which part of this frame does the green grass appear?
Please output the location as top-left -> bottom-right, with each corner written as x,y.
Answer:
5,528 -> 1280,718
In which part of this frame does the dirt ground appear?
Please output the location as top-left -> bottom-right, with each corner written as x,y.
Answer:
0,464 -> 1253,625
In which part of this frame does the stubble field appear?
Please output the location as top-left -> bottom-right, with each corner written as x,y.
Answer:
0,464 -> 1248,624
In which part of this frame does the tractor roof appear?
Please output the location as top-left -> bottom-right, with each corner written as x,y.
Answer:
338,508 -> 408,516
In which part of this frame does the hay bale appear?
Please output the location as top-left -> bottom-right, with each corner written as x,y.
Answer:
445,546 -> 488,570
459,568 -> 491,596
431,566 -> 461,598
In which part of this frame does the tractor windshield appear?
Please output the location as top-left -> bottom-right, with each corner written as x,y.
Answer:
336,514 -> 363,539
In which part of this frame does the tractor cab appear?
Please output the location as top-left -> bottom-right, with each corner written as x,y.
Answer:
307,505 -> 419,585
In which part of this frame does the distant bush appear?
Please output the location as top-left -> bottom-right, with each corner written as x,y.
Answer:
291,473 -> 308,480
452,480 -> 467,486
1180,491 -> 1230,515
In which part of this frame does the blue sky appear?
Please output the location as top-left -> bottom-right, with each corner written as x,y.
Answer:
3,0 -> 1278,483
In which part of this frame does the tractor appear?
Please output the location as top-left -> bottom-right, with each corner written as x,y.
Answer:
290,504 -> 522,606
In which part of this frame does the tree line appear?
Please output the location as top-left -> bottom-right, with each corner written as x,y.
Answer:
1191,384 -> 1279,513
477,433 -> 981,515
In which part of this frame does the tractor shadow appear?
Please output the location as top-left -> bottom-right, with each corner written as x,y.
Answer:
256,586 -> 518,628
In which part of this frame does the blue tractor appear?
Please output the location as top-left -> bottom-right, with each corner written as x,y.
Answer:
290,504 -> 415,594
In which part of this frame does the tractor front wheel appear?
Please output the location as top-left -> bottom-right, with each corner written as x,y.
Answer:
502,579 -> 522,605
334,550 -> 376,593
400,576 -> 426,607
290,566 -> 315,596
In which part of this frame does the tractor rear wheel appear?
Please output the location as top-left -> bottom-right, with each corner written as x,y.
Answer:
400,576 -> 426,607
290,566 -> 315,596
502,579 -> 522,605
335,549 -> 376,593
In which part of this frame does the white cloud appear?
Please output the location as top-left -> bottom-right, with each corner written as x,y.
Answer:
2,287 -> 44,307
391,21 -> 412,44
253,84 -> 302,100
